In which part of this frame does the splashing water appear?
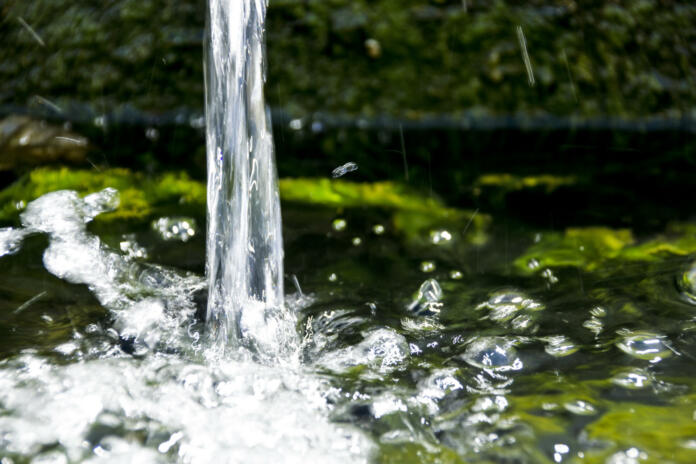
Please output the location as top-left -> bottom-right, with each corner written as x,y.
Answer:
205,0 -> 293,357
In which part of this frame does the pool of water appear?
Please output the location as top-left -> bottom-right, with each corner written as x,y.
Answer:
1,185 -> 695,463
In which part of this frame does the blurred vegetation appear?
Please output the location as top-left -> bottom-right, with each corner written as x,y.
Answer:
0,167 -> 487,242
1,0 -> 695,119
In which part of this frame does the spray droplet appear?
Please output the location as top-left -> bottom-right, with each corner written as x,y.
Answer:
420,261 -> 436,273
332,218 -> 347,231
430,229 -> 452,245
372,224 -> 385,235
331,162 -> 358,178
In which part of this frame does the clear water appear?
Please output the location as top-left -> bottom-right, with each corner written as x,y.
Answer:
1,190 -> 696,462
204,0 -> 289,356
1,0 -> 696,461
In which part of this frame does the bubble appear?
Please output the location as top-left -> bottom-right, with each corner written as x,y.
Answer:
331,162 -> 358,178
544,336 -> 579,358
429,229 -> 452,245
611,369 -> 651,390
563,400 -> 597,416
319,328 -> 409,376
616,332 -> 674,362
151,217 -> 197,242
476,290 -> 544,322
119,235 -> 148,260
583,317 -> 603,336
371,393 -> 408,418
460,337 -> 523,372
372,224 -> 385,235
332,218 -> 347,232
420,261 -> 436,273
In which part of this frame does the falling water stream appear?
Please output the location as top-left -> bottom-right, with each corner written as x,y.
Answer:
2,1 -> 696,462
204,0 -> 293,358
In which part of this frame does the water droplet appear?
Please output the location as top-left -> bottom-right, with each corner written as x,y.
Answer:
611,368 -> 651,390
364,38 -> 381,58
461,337 -> 523,372
541,268 -> 558,284
372,224 -> 385,235
616,332 -> 674,362
119,235 -> 148,260
145,127 -> 159,141
563,400 -> 597,416
583,317 -> 603,336
476,290 -> 544,322
544,336 -> 579,357
430,229 -> 452,245
449,270 -> 463,280
590,306 -> 607,318
407,278 -> 443,316
328,273 -> 338,282
351,237 -> 362,246
420,261 -> 436,273
152,217 -> 197,242
679,261 -> 696,304
332,218 -> 347,231
289,118 -> 303,130
331,162 -> 358,178
527,258 -> 540,270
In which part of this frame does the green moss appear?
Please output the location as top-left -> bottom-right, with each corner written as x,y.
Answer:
514,225 -> 696,273
0,169 -> 485,244
584,401 -> 696,463
474,174 -> 577,194
279,178 -> 488,241
377,443 -> 466,464
0,167 -> 205,223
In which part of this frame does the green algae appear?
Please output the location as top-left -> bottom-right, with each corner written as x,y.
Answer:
474,173 -> 578,194
0,167 -> 205,223
514,225 -> 696,273
0,169 -> 486,242
583,400 -> 696,463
